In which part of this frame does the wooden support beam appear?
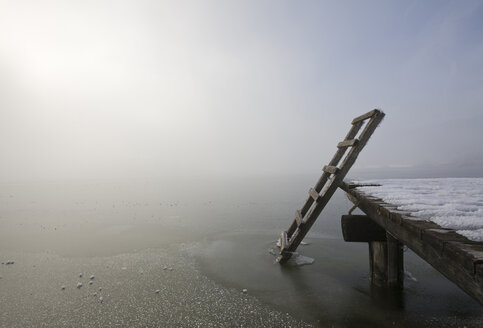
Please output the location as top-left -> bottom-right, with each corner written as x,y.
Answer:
369,241 -> 388,288
387,232 -> 405,289
341,215 -> 386,242
368,232 -> 404,289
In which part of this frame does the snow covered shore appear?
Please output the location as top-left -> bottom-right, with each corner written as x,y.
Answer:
354,178 -> 483,242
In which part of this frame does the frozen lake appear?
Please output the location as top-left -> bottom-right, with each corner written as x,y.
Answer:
1,176 -> 482,327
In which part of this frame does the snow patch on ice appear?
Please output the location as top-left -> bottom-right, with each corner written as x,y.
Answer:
354,178 -> 483,242
285,254 -> 315,266
294,255 -> 315,266
458,229 -> 483,242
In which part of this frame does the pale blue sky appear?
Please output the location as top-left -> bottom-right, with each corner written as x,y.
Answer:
0,0 -> 482,181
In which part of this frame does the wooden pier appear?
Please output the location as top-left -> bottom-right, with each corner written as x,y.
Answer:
340,181 -> 483,305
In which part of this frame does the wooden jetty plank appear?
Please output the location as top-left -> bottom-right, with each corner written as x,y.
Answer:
340,181 -> 483,305
443,242 -> 483,274
476,264 -> 483,283
422,229 -> 480,254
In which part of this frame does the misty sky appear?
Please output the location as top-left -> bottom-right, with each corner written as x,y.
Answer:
1,0 -> 482,181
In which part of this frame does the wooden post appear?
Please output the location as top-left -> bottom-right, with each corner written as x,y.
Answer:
369,241 -> 387,287
369,232 -> 404,289
387,233 -> 404,289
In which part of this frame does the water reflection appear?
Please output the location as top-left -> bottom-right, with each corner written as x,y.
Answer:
369,284 -> 406,310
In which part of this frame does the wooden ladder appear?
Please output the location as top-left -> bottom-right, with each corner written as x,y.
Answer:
277,109 -> 385,264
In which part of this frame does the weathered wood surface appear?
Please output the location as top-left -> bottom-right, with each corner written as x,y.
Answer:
369,241 -> 387,287
340,181 -> 483,305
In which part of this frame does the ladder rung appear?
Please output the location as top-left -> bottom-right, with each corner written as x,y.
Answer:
323,165 -> 339,175
295,210 -> 303,226
280,231 -> 288,250
337,138 -> 359,148
351,109 -> 379,124
309,188 -> 321,202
